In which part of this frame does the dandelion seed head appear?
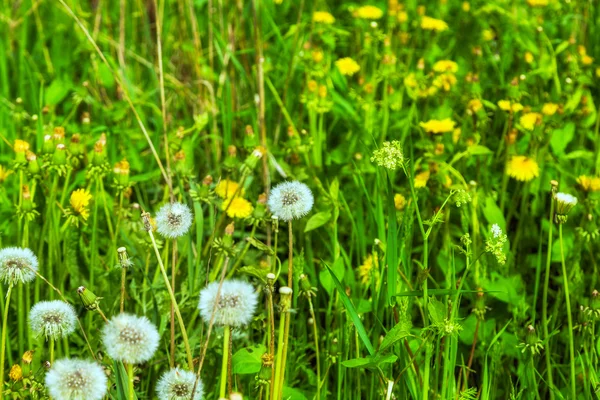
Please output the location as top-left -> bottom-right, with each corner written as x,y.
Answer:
198,280 -> 258,327
555,192 -> 578,219
29,300 -> 77,340
0,247 -> 38,286
45,358 -> 107,400
156,368 -> 203,400
155,202 -> 193,238
102,314 -> 159,364
267,181 -> 314,222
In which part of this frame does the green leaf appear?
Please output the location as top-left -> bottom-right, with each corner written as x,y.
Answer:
324,262 -> 375,355
45,79 -> 72,106
550,122 -> 575,155
379,320 -> 411,352
305,211 -> 332,232
467,145 -> 493,156
319,257 -> 344,296
386,175 -> 398,306
481,197 -> 506,232
342,353 -> 398,369
232,344 -> 266,375
428,297 -> 446,325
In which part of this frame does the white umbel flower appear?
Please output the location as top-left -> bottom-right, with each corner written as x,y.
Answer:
267,181 -> 314,222
102,313 -> 159,364
198,280 -> 258,328
29,300 -> 77,340
0,247 -> 38,285
155,202 -> 193,238
45,358 -> 107,400
156,368 -> 203,400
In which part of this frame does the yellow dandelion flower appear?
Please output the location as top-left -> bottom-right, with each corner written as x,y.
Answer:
14,140 -> 29,153
22,350 -> 34,365
453,128 -> 462,143
312,50 -> 324,63
482,29 -> 495,41
397,11 -> 408,23
507,156 -> 539,182
415,171 -> 430,188
582,55 -> 594,66
313,11 -> 335,24
357,254 -> 379,285
527,0 -> 548,7
462,2 -> 471,12
113,159 -> 130,175
498,100 -> 523,113
433,60 -> 458,73
335,57 -> 360,76
404,73 -> 418,88
9,365 -> 22,382
525,51 -> 534,64
0,165 -> 12,183
577,176 -> 600,192
420,118 -> 456,134
222,197 -> 254,218
542,103 -> 559,116
70,189 -> 92,221
354,5 -> 384,20
215,179 -> 242,199
421,16 -> 448,32
468,99 -> 483,113
394,194 -> 406,211
520,112 -> 541,130
432,73 -> 457,91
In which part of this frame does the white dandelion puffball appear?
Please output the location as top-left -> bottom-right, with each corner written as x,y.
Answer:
29,300 -> 77,340
45,358 -> 107,400
0,247 -> 38,285
555,192 -> 578,215
155,202 -> 193,238
267,181 -> 314,222
102,313 -> 159,364
156,368 -> 203,400
198,280 -> 258,328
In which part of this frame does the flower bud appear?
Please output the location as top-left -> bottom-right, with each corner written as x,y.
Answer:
77,286 -> 100,310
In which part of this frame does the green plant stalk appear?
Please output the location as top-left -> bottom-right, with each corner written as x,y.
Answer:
220,325 -> 231,399
0,284 -> 13,393
272,311 -> 287,400
120,266 -> 126,313
541,197 -> 555,400
127,362 -> 134,400
49,338 -> 54,365
307,296 -> 321,400
147,230 -> 194,370
559,224 -> 577,400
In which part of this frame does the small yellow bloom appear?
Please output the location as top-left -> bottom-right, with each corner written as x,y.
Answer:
404,73 -> 418,88
421,16 -> 448,32
462,2 -> 470,12
432,73 -> 457,91
113,159 -> 130,175
215,179 -> 242,199
577,175 -> 600,192
519,112 -> 541,130
582,55 -> 594,66
394,194 -> 406,211
311,50 -> 324,63
507,156 -> 539,182
22,350 -> 34,365
222,197 -> 254,219
335,57 -> 361,76
313,11 -> 335,24
542,103 -> 559,116
453,128 -> 462,143
0,165 -> 12,183
498,100 -> 523,113
468,99 -> 483,114
318,85 -> 328,98
357,254 -> 379,285
482,29 -> 495,41
527,0 -> 548,6
308,80 -> 318,92
397,11 -> 408,23
354,5 -> 384,20
525,51 -> 534,64
9,365 -> 22,381
420,118 -> 456,134
414,171 -> 430,188
14,140 -> 29,153
70,189 -> 92,221
433,60 -> 458,73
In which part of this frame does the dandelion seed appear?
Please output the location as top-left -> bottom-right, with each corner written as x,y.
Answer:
267,181 -> 314,222
156,368 -> 203,400
198,280 -> 258,328
0,247 -> 38,286
29,300 -> 77,340
155,202 -> 193,238
370,141 -> 405,170
101,313 -> 160,364
45,358 -> 107,400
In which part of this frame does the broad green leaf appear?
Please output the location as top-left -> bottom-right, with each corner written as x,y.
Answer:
342,353 -> 398,369
379,320 -> 412,352
481,197 -> 506,232
428,297 -> 446,325
305,211 -> 332,232
550,122 -> 575,155
232,344 -> 266,375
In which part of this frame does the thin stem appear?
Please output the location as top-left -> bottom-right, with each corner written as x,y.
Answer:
0,285 -> 13,393
127,362 -> 134,400
220,325 -> 231,399
307,296 -> 321,400
559,224 -> 577,400
288,221 -> 293,288
49,338 -> 55,365
120,267 -> 126,313
542,195 -> 555,400
272,309 -> 287,400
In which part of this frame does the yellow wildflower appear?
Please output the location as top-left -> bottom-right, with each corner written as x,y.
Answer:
357,254 -> 379,285
215,179 -> 242,199
414,171 -> 430,188
222,197 -> 254,219
313,11 -> 335,24
14,140 -> 29,153
577,176 -> 600,192
421,16 -> 448,32
70,189 -> 92,221
404,73 -> 418,88
311,50 -> 324,63
542,103 -> 559,116
9,365 -> 22,381
498,100 -> 523,113
113,159 -> 130,175
482,29 -> 495,41
420,118 -> 456,134
525,52 -> 534,64
433,60 -> 458,73
468,99 -> 483,114
22,350 -> 34,365
354,5 -> 384,20
582,55 -> 594,66
507,156 -> 539,182
0,165 -> 12,183
433,73 -> 457,91
462,2 -> 470,12
397,11 -> 408,23
527,0 -> 548,6
335,57 -> 361,76
394,194 -> 406,211
519,112 -> 541,130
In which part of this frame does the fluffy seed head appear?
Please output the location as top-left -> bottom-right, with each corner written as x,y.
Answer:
267,181 -> 314,222
554,192 -> 578,216
155,202 -> 193,238
198,280 -> 258,327
101,313 -> 159,364
29,300 -> 77,340
156,368 -> 203,400
45,358 -> 107,400
0,247 -> 38,286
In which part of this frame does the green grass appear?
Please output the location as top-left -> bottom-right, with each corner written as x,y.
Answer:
1,0 -> 600,399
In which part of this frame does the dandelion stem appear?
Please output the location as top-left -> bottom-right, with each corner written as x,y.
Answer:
559,223 -> 577,400
287,221 -> 293,288
49,337 -> 54,365
127,362 -> 134,400
220,325 -> 231,399
0,284 -> 13,393
272,308 -> 287,400
542,193 -> 555,400
147,229 -> 194,370
120,266 -> 126,314
307,296 -> 321,400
